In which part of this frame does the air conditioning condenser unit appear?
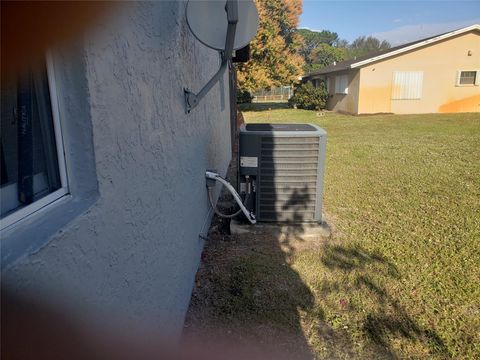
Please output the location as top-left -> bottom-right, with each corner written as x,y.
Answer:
238,123 -> 326,223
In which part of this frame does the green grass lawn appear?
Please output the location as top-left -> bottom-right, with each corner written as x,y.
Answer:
243,107 -> 480,358
187,107 -> 480,359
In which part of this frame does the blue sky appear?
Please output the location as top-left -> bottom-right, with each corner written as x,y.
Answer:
300,1 -> 480,45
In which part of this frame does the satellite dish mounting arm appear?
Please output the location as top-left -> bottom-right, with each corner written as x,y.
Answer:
184,0 -> 238,114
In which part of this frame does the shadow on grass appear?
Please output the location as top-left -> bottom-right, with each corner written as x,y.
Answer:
186,219 -> 318,358
185,138 -> 450,359
187,235 -> 452,359
185,157 -> 319,358
238,102 -> 290,112
319,244 -> 452,359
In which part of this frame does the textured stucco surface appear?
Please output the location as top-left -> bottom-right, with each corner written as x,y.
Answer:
2,1 -> 231,336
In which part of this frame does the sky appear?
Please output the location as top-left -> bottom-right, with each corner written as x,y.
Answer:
300,1 -> 480,45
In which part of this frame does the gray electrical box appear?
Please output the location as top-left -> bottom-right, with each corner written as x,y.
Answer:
238,123 -> 327,223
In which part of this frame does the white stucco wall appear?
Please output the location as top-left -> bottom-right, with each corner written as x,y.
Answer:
2,1 -> 231,336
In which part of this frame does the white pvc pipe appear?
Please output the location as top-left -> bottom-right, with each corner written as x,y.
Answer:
205,171 -> 256,224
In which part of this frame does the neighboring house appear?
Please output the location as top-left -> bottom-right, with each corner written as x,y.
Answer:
1,2 -> 234,337
303,24 -> 480,114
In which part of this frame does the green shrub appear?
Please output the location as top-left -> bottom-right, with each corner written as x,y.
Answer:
237,90 -> 253,104
288,82 -> 329,110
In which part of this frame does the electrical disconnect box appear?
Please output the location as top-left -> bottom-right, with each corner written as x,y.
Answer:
238,123 -> 327,223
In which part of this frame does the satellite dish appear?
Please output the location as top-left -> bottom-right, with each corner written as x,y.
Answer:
184,0 -> 259,113
186,0 -> 259,51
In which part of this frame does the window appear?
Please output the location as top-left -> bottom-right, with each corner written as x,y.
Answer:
392,71 -> 423,100
1,57 -> 67,230
335,74 -> 348,94
456,70 -> 479,86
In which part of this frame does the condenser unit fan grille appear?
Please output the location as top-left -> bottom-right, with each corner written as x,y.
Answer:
258,136 -> 319,221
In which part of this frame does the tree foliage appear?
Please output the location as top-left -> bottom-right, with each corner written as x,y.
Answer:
236,0 -> 304,92
297,29 -> 391,74
296,28 -> 347,73
297,28 -> 339,57
308,44 -> 346,71
348,35 -> 391,58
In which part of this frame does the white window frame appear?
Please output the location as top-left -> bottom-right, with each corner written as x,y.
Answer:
456,70 -> 480,86
0,53 -> 69,231
335,74 -> 348,94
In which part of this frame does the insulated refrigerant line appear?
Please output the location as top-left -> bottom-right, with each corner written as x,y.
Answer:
205,171 -> 256,224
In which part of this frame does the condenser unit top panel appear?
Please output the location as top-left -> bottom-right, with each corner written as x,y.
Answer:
246,123 -> 317,132
240,123 -> 326,137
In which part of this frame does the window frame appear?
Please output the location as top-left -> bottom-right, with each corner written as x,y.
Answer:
0,54 -> 69,231
456,70 -> 480,86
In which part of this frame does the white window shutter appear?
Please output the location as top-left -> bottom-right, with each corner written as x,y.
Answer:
475,71 -> 480,86
392,71 -> 423,99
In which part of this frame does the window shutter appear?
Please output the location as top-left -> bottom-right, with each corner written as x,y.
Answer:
392,71 -> 423,99
475,71 -> 480,86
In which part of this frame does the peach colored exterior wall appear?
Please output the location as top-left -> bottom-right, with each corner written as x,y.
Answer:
327,69 -> 361,114
311,70 -> 360,113
357,31 -> 480,114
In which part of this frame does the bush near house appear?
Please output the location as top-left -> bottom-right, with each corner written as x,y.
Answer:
236,90 -> 253,104
288,82 -> 329,110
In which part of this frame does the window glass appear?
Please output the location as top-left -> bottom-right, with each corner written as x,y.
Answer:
1,65 -> 61,218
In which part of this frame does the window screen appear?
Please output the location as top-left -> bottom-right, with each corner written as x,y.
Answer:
392,71 -> 423,100
1,65 -> 62,219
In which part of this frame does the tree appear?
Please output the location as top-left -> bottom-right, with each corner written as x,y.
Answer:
296,28 -> 392,74
297,28 -> 340,57
236,0 -> 304,92
348,36 -> 391,58
296,28 -> 348,73
308,43 -> 346,72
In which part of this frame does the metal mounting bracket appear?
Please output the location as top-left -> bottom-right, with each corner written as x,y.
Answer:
184,0 -> 238,114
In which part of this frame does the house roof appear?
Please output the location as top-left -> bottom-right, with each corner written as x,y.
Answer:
303,24 -> 480,78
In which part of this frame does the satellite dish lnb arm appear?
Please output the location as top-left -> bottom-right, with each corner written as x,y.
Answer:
184,0 -> 238,114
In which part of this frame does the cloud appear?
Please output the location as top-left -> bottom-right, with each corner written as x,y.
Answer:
372,19 -> 480,45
